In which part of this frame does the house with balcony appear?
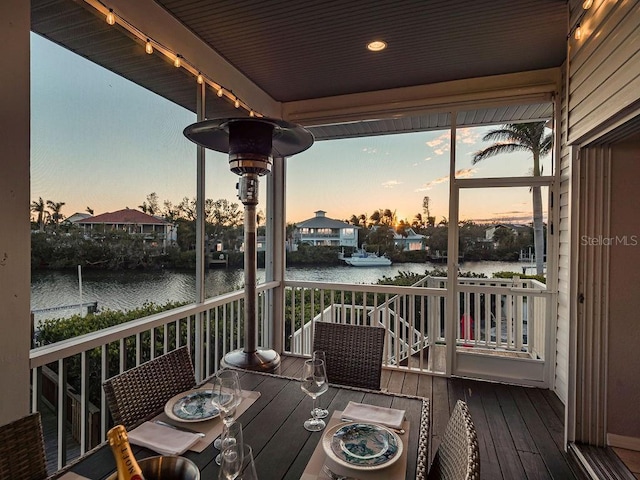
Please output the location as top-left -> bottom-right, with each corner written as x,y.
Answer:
3,0 -> 640,477
75,208 -> 177,248
294,210 -> 358,248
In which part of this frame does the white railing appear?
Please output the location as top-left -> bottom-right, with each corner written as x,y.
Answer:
30,282 -> 278,470
31,275 -> 550,472
284,280 -> 447,373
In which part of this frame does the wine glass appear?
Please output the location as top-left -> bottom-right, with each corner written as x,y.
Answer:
300,358 -> 328,431
219,444 -> 256,480
215,421 -> 243,466
311,350 -> 329,419
212,369 -> 242,450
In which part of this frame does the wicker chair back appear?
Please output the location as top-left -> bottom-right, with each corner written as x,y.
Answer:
427,400 -> 480,480
312,322 -> 385,390
0,412 -> 48,480
103,346 -> 196,429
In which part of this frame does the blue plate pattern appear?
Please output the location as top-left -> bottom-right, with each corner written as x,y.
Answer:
322,422 -> 402,471
164,389 -> 231,422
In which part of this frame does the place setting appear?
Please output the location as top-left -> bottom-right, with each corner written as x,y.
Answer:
300,352 -> 410,480
127,369 -> 261,456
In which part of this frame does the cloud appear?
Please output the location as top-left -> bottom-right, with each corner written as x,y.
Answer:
415,168 -> 477,191
362,147 -> 378,154
455,168 -> 476,178
458,128 -> 481,144
382,180 -> 401,188
424,157 -> 432,162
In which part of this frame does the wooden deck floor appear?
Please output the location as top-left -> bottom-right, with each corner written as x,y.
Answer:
279,355 -> 586,480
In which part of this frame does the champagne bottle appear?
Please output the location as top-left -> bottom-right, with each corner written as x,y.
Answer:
107,425 -> 146,480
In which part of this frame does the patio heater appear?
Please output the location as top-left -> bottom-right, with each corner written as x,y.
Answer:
183,117 -> 314,372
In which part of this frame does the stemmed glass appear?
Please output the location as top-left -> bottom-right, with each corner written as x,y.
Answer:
215,421 -> 243,466
301,358 -> 328,431
311,350 -> 329,419
219,444 -> 257,480
212,369 -> 242,451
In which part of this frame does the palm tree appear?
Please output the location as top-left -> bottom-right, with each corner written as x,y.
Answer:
472,122 -> 552,275
30,197 -> 47,231
46,200 -> 66,227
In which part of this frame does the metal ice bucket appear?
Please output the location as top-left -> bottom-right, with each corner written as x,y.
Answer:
107,455 -> 200,480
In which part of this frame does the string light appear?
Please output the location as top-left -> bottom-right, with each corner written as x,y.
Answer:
106,9 -> 115,25
93,2 -> 260,116
574,24 -> 582,40
582,0 -> 593,9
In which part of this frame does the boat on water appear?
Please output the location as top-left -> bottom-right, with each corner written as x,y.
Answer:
339,248 -> 392,267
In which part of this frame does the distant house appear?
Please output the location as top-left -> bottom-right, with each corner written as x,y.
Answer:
75,208 -> 177,248
64,212 -> 92,224
484,223 -> 531,247
294,210 -> 358,248
393,228 -> 427,251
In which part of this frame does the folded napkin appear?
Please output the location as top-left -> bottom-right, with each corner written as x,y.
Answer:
341,401 -> 405,429
128,421 -> 202,456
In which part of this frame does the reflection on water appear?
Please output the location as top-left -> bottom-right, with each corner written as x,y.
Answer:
31,261 -> 531,323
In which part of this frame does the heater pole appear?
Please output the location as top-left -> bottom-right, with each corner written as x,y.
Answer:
243,195 -> 257,354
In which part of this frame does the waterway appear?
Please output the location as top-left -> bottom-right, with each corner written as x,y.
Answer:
31,260 -> 534,324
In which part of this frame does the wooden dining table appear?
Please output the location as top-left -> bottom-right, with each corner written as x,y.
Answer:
54,369 -> 429,480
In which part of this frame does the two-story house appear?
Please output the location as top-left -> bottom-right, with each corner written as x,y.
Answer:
294,211 -> 358,248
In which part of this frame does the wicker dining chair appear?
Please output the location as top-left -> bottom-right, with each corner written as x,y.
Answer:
312,321 -> 386,390
427,400 -> 480,480
103,345 -> 196,429
0,411 -> 48,480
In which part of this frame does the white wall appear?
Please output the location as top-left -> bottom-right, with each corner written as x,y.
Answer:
0,0 -> 31,425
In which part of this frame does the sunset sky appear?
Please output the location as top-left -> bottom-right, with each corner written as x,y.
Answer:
31,33 -> 552,226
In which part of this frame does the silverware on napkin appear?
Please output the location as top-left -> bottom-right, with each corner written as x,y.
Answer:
153,420 -> 206,437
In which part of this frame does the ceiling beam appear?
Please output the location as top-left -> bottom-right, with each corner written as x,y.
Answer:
283,68 -> 561,126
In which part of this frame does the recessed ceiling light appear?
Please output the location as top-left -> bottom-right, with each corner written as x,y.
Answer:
367,40 -> 387,52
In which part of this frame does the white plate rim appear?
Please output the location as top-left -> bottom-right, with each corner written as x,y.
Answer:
163,388 -> 220,423
321,422 -> 403,471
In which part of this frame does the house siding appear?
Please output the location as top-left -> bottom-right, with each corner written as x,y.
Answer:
559,0 -> 640,444
567,0 -> 640,143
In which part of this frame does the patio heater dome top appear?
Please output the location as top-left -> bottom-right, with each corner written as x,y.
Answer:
183,117 -> 314,159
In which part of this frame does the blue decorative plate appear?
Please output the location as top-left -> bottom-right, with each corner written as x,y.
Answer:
322,422 -> 403,471
164,389 -> 230,422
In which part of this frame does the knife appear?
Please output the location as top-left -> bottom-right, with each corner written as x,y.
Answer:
153,420 -> 206,437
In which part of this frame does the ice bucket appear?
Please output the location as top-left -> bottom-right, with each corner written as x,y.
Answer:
106,455 -> 200,480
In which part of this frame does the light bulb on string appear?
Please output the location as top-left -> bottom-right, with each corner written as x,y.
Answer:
217,87 -> 224,97
106,9 -> 115,25
249,110 -> 255,117
145,39 -> 153,54
582,0 -> 593,9
234,98 -> 240,108
574,24 -> 582,40
174,55 -> 181,68
197,73 -> 204,84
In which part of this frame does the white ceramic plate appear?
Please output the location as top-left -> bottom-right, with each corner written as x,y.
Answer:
164,388 -> 229,423
322,422 -> 403,471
